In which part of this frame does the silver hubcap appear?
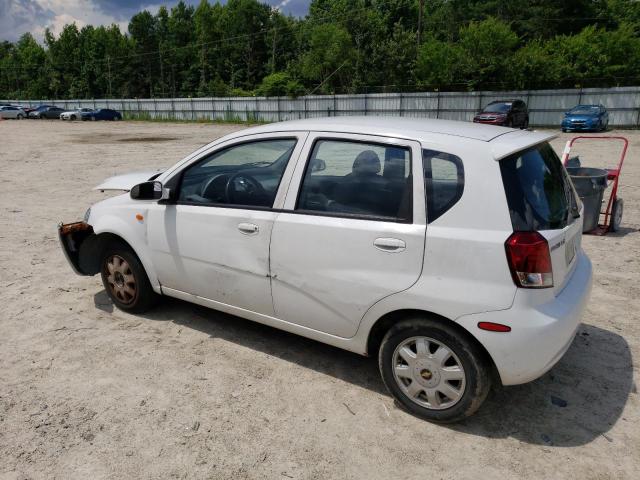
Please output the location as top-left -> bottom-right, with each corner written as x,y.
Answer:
105,255 -> 137,305
392,336 -> 466,410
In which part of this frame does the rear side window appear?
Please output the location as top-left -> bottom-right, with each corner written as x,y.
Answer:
296,139 -> 412,222
423,149 -> 464,222
500,142 -> 574,230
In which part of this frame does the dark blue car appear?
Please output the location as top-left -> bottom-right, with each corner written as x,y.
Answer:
561,104 -> 608,132
81,108 -> 123,121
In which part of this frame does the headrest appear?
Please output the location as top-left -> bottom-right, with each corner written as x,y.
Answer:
352,150 -> 381,175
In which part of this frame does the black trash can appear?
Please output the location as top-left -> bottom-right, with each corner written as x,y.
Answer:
566,167 -> 608,232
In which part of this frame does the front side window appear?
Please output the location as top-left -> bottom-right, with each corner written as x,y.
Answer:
423,149 -> 464,222
178,138 -> 297,208
296,139 -> 412,221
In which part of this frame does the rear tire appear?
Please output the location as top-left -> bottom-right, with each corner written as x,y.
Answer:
610,198 -> 623,232
100,243 -> 159,313
70,114 -> 76,121
378,317 -> 492,423
17,113 -> 23,120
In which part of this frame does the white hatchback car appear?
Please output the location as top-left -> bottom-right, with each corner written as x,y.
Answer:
59,117 -> 592,422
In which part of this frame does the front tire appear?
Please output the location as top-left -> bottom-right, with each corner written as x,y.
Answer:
100,244 -> 159,313
379,317 -> 491,423
17,113 -> 24,120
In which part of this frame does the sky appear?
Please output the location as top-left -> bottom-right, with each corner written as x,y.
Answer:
0,0 -> 311,42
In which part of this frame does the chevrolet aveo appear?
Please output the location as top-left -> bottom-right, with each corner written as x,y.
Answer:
59,117 -> 592,422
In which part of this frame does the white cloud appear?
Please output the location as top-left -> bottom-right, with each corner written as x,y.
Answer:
34,0 -> 128,38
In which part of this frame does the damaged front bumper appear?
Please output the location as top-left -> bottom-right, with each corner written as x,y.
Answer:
58,221 -> 99,275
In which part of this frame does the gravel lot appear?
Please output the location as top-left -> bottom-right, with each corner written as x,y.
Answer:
1,119 -> 638,479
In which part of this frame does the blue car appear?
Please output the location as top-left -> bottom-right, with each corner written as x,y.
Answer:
81,108 -> 123,121
561,104 -> 609,132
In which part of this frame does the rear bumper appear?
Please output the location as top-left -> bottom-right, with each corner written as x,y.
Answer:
456,251 -> 593,385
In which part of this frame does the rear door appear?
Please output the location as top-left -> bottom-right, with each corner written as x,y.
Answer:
269,133 -> 426,338
499,142 -> 582,295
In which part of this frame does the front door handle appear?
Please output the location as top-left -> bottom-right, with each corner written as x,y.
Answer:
373,237 -> 406,252
238,222 -> 259,235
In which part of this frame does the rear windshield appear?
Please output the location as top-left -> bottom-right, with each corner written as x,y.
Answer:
500,143 -> 577,230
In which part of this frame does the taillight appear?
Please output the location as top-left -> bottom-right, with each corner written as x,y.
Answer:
505,232 -> 553,288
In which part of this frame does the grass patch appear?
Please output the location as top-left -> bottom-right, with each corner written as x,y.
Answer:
122,111 -> 269,125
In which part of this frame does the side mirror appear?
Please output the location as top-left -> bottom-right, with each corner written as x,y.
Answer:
311,158 -> 326,173
130,181 -> 170,200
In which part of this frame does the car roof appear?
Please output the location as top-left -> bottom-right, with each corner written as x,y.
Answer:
231,117 -> 556,161
487,99 -> 519,104
242,116 -> 516,142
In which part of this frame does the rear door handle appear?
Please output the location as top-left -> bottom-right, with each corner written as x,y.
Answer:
373,237 -> 406,252
238,222 -> 259,235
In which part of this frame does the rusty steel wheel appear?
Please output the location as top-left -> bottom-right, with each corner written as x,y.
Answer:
104,254 -> 138,305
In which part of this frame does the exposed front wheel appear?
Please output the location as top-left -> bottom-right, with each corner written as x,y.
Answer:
17,113 -> 24,120
379,318 -> 492,423
100,244 -> 159,313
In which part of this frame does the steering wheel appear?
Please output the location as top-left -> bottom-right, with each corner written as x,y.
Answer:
224,172 -> 267,204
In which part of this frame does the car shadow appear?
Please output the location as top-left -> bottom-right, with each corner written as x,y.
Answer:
105,294 -> 633,447
605,226 -> 638,238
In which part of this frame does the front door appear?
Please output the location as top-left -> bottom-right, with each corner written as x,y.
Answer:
269,134 -> 426,338
148,134 -> 306,316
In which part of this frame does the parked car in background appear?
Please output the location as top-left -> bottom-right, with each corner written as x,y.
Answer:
28,105 -> 52,118
81,108 -> 122,121
12,104 -> 35,114
29,105 -> 64,119
0,105 -> 27,119
61,107 -> 95,121
473,100 -> 529,129
561,104 -> 609,132
59,117 -> 592,423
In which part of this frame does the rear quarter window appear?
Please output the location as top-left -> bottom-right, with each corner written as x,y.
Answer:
423,149 -> 464,222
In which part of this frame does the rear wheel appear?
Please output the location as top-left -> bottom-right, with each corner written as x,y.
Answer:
100,244 -> 159,313
70,114 -> 76,121
378,317 -> 491,423
17,113 -> 24,120
610,198 -> 623,232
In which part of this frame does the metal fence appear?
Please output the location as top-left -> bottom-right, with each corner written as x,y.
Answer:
5,86 -> 640,127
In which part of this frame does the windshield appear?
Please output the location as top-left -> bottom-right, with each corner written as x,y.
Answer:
484,102 -> 511,113
500,143 -> 577,230
569,106 -> 599,115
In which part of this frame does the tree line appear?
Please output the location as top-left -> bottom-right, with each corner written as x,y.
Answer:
1,0 -> 640,100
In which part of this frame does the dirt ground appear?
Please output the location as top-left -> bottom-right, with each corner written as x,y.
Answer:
0,119 -> 638,480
